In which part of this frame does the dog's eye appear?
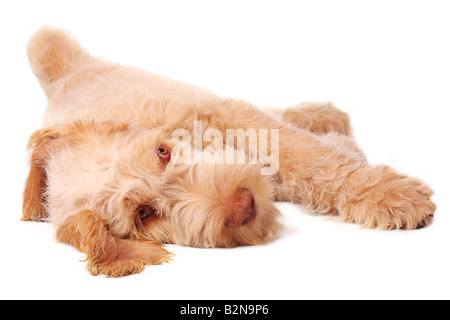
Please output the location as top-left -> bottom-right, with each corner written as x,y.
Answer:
157,146 -> 171,161
139,207 -> 153,220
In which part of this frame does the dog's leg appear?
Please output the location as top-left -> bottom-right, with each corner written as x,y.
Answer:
56,210 -> 172,277
281,132 -> 434,228
229,102 -> 435,229
267,102 -> 353,136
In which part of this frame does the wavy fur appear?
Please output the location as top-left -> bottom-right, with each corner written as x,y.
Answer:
23,27 -> 436,277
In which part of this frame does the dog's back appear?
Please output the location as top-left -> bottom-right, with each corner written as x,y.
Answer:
27,26 -> 214,128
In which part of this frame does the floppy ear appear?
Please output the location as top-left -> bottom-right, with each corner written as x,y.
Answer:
56,210 -> 172,277
22,125 -> 72,222
22,122 -> 131,222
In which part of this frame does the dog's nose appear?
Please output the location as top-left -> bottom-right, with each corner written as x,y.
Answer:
226,188 -> 256,228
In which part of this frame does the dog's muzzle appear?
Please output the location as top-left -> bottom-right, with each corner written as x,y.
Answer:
225,188 -> 257,228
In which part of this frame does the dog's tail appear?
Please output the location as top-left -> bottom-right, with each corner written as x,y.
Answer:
27,26 -> 91,96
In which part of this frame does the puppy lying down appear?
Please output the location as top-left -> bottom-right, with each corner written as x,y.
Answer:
23,27 -> 435,277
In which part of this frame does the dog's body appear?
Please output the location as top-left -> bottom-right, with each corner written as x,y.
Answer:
23,27 -> 436,277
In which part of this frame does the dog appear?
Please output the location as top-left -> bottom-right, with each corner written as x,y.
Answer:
22,27 -> 436,277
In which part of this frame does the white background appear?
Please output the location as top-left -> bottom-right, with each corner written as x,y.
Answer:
1,0 -> 449,300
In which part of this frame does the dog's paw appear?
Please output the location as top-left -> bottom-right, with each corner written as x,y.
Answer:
281,102 -> 353,136
339,166 -> 436,230
85,240 -> 172,277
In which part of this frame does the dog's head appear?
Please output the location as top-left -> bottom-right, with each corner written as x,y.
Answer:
25,122 -> 281,249
24,27 -> 282,276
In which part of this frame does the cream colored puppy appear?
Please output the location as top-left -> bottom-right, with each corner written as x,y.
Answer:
23,27 -> 435,277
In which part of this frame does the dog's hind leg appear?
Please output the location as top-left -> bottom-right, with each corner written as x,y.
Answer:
27,26 -> 92,97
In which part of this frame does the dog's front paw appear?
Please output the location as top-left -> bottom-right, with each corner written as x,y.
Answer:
338,166 -> 436,230
85,239 -> 172,277
281,102 -> 353,136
